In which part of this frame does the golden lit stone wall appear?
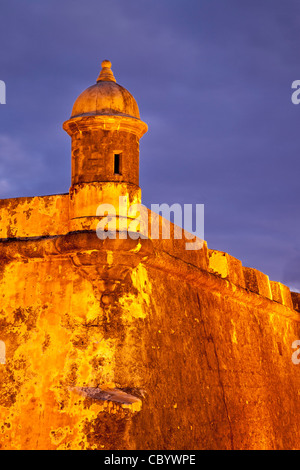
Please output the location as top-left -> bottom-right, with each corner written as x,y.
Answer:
0,225 -> 300,449
0,195 -> 69,238
0,240 -> 149,450
130,261 -> 300,450
1,56 -> 300,450
70,128 -> 140,186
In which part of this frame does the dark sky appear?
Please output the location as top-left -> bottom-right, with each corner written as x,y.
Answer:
1,0 -> 300,290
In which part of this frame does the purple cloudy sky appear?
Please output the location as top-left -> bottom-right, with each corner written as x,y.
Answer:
0,0 -> 300,290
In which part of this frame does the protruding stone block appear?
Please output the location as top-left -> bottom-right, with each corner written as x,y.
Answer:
208,250 -> 245,288
243,267 -> 272,299
291,292 -> 300,312
270,281 -> 293,309
73,387 -> 142,412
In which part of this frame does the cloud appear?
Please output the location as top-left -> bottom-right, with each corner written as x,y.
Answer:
0,134 -> 46,198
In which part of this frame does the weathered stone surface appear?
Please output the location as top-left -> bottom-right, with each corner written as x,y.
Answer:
243,267 -> 272,299
71,60 -> 140,120
209,250 -> 245,288
291,292 -> 300,313
270,281 -> 293,309
1,248 -> 300,450
0,194 -> 69,239
68,127 -> 141,186
73,387 -> 142,409
0,60 -> 300,451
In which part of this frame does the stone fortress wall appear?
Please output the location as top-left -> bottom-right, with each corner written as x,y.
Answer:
0,191 -> 300,449
1,60 -> 300,450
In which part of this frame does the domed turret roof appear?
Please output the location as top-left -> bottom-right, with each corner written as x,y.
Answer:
70,60 -> 140,119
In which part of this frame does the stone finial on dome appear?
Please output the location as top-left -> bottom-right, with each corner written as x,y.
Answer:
97,60 -> 116,83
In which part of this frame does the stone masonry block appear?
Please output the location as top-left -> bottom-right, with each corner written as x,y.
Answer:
208,250 -> 245,288
291,292 -> 300,313
270,281 -> 293,309
243,267 -> 272,300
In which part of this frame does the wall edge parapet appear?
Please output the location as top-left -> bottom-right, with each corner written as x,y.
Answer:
0,230 -> 299,317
